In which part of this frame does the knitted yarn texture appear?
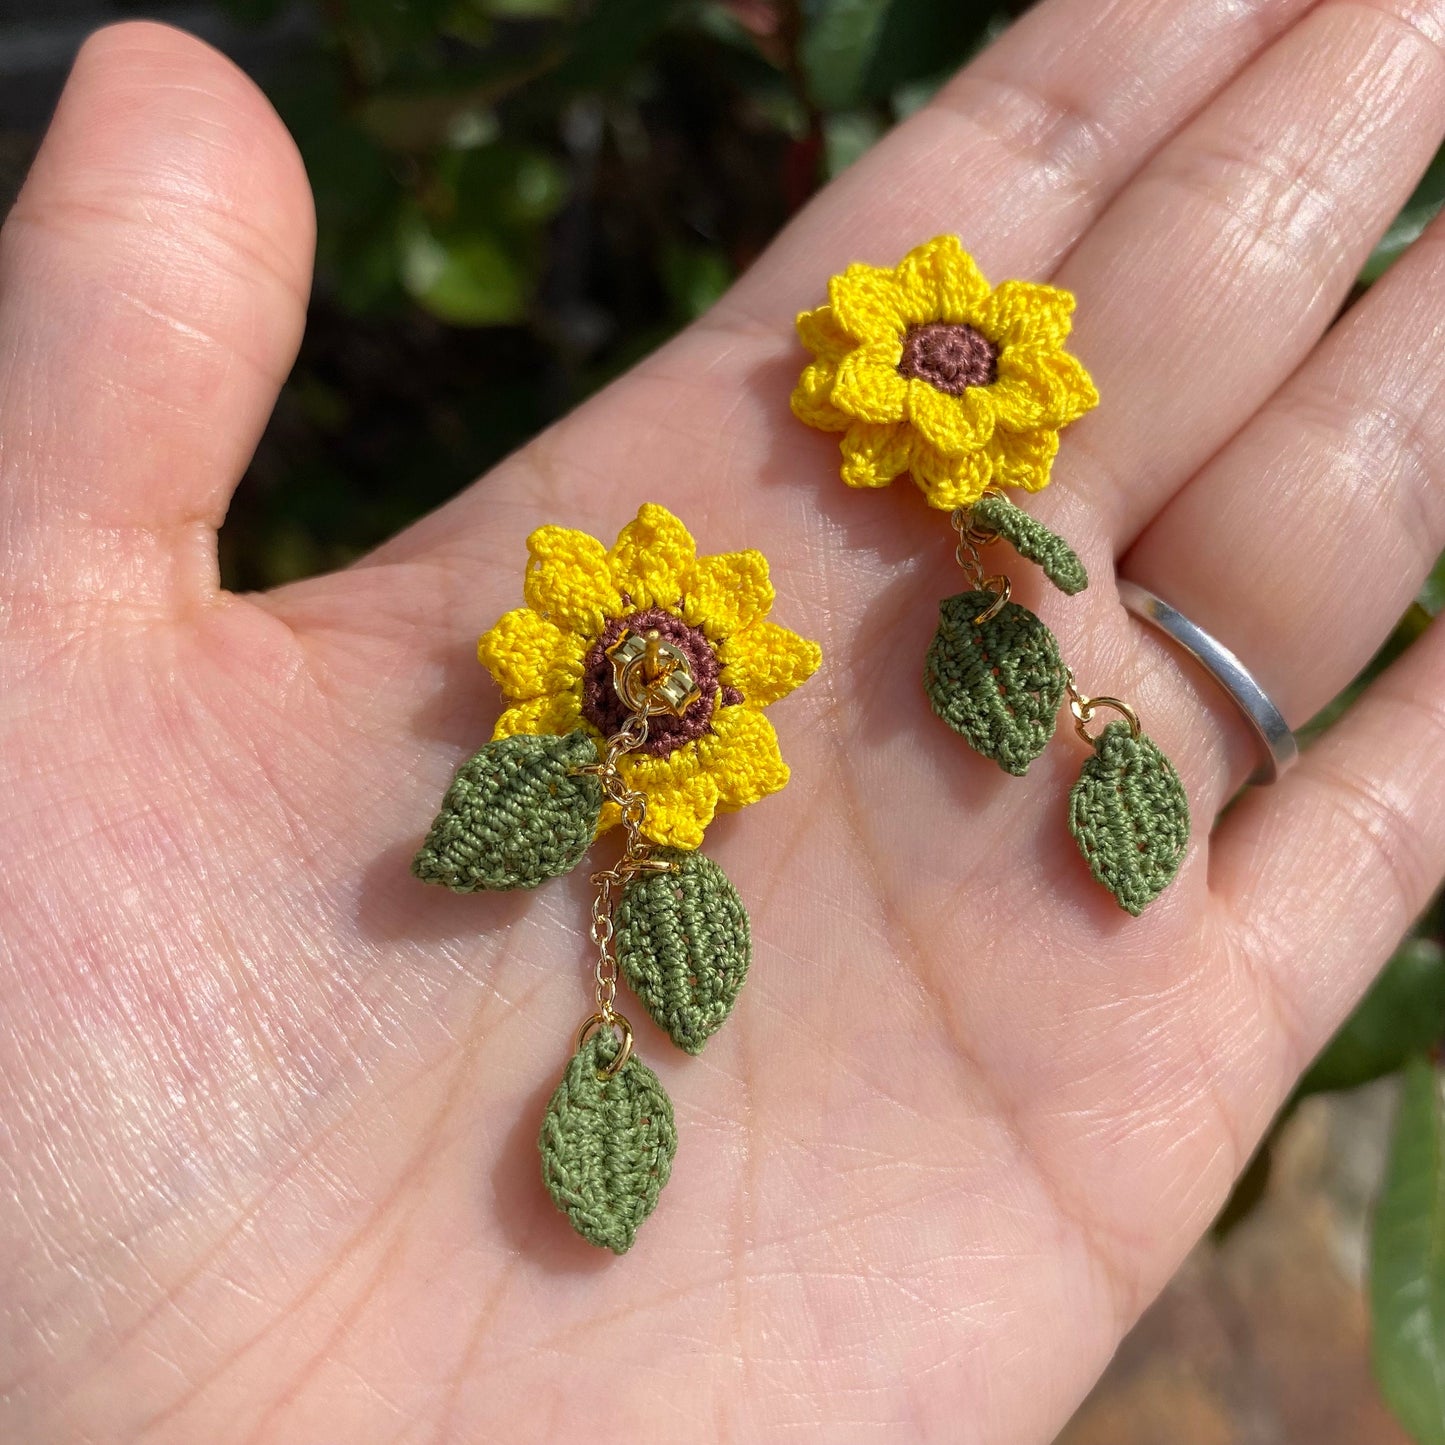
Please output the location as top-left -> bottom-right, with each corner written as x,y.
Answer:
412,729 -> 602,891
971,493 -> 1088,596
539,1031 -> 678,1254
1068,721 -> 1190,915
475,503 -> 822,850
924,591 -> 1068,775
616,847 -> 752,1054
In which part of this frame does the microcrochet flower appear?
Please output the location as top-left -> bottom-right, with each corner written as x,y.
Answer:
791,235 -> 1098,510
477,504 -> 822,850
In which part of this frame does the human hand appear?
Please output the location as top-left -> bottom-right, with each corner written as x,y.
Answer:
4,5 -> 1444,1439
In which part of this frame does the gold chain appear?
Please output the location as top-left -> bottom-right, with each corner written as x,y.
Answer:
950,502 -> 1012,624
569,633 -> 691,1080
576,714 -> 670,1024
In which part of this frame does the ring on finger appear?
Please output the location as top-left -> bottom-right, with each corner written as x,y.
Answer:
1118,580 -> 1298,785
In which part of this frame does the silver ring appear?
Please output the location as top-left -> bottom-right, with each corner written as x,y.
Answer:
1118,580 -> 1298,785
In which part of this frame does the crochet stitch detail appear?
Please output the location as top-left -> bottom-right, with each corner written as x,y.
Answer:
615,848 -> 752,1054
412,729 -> 602,891
924,592 -> 1067,775
477,504 -> 822,850
971,493 -> 1089,596
898,321 -> 998,394
1068,721 -> 1190,915
790,235 -> 1098,509
539,1031 -> 678,1254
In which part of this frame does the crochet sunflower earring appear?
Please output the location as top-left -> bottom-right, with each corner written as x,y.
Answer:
791,235 -> 1188,914
413,503 -> 821,1251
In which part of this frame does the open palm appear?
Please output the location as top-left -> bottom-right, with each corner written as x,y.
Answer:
5,4 -> 1445,1440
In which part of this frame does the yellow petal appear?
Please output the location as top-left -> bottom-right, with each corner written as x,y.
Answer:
524,525 -> 622,633
976,279 -> 1076,349
476,608 -> 585,703
910,437 -> 994,509
682,550 -> 776,637
893,235 -> 991,324
906,377 -> 996,456
620,748 -> 720,849
608,503 -> 696,609
985,373 -> 1048,431
1036,350 -> 1100,427
828,263 -> 908,344
831,343 -> 908,423
840,419 -> 914,489
698,706 -> 790,810
719,622 -> 822,706
791,357 -> 850,432
491,690 -> 585,741
990,426 -> 1060,493
996,348 -> 1099,429
795,304 -> 854,363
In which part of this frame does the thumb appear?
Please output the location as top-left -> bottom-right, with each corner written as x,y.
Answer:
0,21 -> 314,621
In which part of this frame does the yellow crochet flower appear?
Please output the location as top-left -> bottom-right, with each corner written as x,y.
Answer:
477,504 -> 822,850
791,235 -> 1098,510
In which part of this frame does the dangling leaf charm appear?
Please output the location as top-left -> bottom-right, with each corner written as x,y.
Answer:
539,1027 -> 677,1254
971,493 -> 1088,595
616,848 -> 752,1054
924,592 -> 1068,775
412,729 -> 602,891
1069,721 -> 1190,915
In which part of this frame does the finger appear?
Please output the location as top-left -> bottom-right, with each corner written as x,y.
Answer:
365,0 -> 1320,579
1212,612 -> 1445,1061
0,22 -> 314,618
1121,195 -> 1445,790
1036,0 -> 1445,549
725,0 -> 1320,321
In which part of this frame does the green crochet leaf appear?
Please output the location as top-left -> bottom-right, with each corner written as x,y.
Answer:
972,493 -> 1088,595
412,729 -> 602,892
616,848 -> 752,1054
539,1031 -> 677,1254
1068,721 -> 1190,915
924,592 -> 1067,775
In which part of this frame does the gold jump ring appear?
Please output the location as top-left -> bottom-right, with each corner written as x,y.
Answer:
574,1011 -> 634,1079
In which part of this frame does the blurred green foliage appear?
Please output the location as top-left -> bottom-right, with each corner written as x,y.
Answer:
214,1 -> 1445,1434
1373,1056 -> 1445,1445
216,0 -> 1043,589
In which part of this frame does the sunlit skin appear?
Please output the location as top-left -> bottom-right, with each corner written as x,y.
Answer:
3,3 -> 1445,1440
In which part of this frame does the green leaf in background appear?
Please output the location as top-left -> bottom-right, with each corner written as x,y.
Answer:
330,0 -> 460,57
1423,551 -> 1445,617
802,0 -> 997,111
448,143 -> 569,230
823,111 -> 885,176
660,242 -> 733,319
356,54 -> 559,153
1363,147 -> 1445,284
1371,1056 -> 1445,1445
482,0 -> 568,16
1300,938 -> 1445,1096
551,0 -> 680,88
862,0 -> 996,97
801,0 -> 890,110
397,208 -> 530,324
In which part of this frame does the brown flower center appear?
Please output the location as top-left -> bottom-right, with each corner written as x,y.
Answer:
897,321 -> 998,395
581,607 -> 743,757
